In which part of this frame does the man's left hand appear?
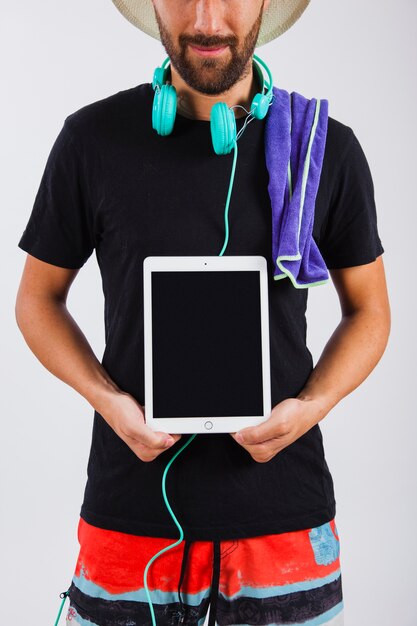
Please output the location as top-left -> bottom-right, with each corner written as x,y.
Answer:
230,397 -> 324,463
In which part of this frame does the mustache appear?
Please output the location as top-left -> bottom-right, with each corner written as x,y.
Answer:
179,34 -> 237,49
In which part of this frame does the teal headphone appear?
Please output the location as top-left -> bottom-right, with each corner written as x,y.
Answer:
151,53 -> 274,154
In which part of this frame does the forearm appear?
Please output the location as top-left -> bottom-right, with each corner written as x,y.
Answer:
15,295 -> 121,414
297,306 -> 391,423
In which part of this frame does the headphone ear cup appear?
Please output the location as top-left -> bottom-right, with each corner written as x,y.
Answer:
251,93 -> 270,120
152,83 -> 177,136
210,102 -> 237,155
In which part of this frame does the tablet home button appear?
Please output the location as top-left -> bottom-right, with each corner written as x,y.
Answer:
204,421 -> 213,430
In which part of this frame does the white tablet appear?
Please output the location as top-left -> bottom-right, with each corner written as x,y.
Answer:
143,255 -> 271,434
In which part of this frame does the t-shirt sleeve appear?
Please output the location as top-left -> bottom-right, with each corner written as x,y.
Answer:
319,127 -> 384,269
17,119 -> 95,269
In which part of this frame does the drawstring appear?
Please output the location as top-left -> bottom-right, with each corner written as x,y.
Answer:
53,589 -> 70,626
207,541 -> 221,626
177,539 -> 192,622
176,539 -> 221,625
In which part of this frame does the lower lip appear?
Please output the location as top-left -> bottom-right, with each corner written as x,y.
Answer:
189,44 -> 228,57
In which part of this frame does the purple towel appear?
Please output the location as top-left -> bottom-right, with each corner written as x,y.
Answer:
264,86 -> 329,287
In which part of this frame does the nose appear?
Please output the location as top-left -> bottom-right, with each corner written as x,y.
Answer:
193,0 -> 225,36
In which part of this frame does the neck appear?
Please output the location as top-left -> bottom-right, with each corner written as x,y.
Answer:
169,60 -> 260,121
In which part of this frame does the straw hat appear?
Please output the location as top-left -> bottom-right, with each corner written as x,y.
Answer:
111,0 -> 311,47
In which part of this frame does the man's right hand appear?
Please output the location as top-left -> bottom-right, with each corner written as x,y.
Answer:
15,255 -> 182,463
101,390 -> 182,462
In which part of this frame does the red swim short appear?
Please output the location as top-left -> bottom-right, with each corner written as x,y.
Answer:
65,516 -> 343,625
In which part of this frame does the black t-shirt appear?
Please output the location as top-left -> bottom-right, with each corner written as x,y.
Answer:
18,82 -> 384,541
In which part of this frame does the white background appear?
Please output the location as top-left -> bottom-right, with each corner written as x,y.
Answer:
1,0 -> 416,624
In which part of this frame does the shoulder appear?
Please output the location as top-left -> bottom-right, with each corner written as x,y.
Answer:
324,115 -> 356,166
272,86 -> 358,164
61,82 -> 153,145
321,114 -> 374,202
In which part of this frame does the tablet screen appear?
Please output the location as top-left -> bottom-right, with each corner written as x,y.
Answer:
151,270 -> 264,419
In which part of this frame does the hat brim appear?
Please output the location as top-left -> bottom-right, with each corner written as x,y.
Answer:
111,0 -> 311,47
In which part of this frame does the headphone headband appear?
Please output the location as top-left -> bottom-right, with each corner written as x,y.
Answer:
253,53 -> 273,100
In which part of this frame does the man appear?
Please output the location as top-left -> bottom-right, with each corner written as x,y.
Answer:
15,1 -> 390,625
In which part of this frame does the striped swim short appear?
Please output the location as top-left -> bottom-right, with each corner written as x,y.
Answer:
65,516 -> 343,625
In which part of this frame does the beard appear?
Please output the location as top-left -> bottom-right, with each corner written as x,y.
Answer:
152,3 -> 265,95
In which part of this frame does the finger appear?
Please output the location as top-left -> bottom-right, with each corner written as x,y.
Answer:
231,430 -> 267,445
138,406 -> 182,447
121,423 -> 171,449
246,439 -> 285,463
123,429 -> 179,460
126,437 -> 168,462
158,433 -> 182,447
142,430 -> 182,449
234,421 -> 290,445
230,439 -> 276,463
